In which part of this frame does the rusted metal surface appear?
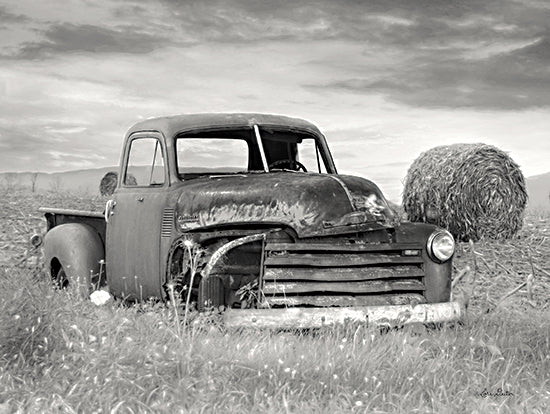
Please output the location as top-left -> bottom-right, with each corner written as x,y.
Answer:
202,233 -> 267,279
40,208 -> 106,243
264,266 -> 425,281
106,187 -> 170,299
39,207 -> 105,218
262,279 -> 424,295
259,293 -> 426,308
265,243 -> 421,252
175,173 -> 395,238
264,254 -> 423,267
260,241 -> 426,307
127,113 -> 325,145
223,301 -> 466,329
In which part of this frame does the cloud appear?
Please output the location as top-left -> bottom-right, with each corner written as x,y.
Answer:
8,23 -> 171,59
5,0 -> 550,47
0,0 -> 549,182
159,0 -> 334,42
0,120 -> 119,172
154,0 -> 550,51
0,5 -> 29,23
306,35 -> 550,110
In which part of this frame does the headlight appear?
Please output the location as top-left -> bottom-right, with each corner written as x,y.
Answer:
427,230 -> 455,263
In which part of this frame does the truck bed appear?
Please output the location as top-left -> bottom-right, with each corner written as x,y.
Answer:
39,207 -> 106,244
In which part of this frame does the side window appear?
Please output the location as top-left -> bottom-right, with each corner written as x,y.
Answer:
125,138 -> 165,186
297,138 -> 328,173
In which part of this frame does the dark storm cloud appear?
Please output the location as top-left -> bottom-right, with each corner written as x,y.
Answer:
8,23 -> 171,59
154,0 -> 550,109
160,0 -> 334,42
4,0 -> 550,112
294,0 -> 550,110
111,3 -> 149,20
6,0 -> 550,53
308,37 -> 550,110
7,0 -> 549,57
0,6 -> 30,24
160,0 -> 544,44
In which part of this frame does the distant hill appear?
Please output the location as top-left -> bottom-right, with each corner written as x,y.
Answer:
526,171 -> 550,210
0,168 -> 549,210
0,167 -> 118,195
0,166 -> 246,195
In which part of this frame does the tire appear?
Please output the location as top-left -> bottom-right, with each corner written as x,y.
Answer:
53,264 -> 69,289
198,276 -> 224,311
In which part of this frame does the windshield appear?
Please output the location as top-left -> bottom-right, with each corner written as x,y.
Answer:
175,127 -> 330,179
176,138 -> 248,175
261,136 -> 328,173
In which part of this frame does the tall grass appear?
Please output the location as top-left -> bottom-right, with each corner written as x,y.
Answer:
1,268 -> 549,413
1,192 -> 549,412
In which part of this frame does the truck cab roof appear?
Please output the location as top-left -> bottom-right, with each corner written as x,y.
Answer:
127,113 -> 324,138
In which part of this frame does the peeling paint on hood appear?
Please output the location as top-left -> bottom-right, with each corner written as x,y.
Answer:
337,175 -> 397,223
175,172 -> 396,237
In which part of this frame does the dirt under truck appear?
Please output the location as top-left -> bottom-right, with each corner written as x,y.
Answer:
38,113 -> 465,328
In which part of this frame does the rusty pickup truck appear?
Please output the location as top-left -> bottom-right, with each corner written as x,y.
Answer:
38,113 -> 464,328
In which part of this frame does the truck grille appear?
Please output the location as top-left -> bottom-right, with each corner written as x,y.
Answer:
259,243 -> 426,308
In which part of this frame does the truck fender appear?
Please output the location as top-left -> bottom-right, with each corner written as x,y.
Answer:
43,223 -> 105,296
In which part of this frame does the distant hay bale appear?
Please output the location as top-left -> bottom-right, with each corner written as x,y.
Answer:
99,172 -> 137,196
99,171 -> 118,196
402,143 -> 527,241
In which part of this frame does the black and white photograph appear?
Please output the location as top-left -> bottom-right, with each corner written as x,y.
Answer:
0,0 -> 549,412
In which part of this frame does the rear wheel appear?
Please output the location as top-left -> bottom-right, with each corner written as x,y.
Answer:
43,223 -> 105,297
50,257 -> 91,296
54,266 -> 69,289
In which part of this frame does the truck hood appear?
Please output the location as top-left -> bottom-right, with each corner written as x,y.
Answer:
175,173 -> 396,237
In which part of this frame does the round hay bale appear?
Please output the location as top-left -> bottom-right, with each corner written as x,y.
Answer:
99,171 -> 118,196
99,172 -> 137,196
402,143 -> 527,241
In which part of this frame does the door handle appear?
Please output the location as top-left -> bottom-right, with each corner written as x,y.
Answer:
105,199 -> 116,223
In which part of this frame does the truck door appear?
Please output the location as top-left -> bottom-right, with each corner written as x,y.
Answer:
106,133 -> 169,300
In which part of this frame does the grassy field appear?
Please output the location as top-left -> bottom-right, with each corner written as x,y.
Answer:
0,191 -> 549,413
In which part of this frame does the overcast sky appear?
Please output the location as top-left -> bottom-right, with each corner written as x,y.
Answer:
1,0 -> 549,201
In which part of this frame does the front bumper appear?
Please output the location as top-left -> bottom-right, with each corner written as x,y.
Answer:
223,301 -> 466,329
